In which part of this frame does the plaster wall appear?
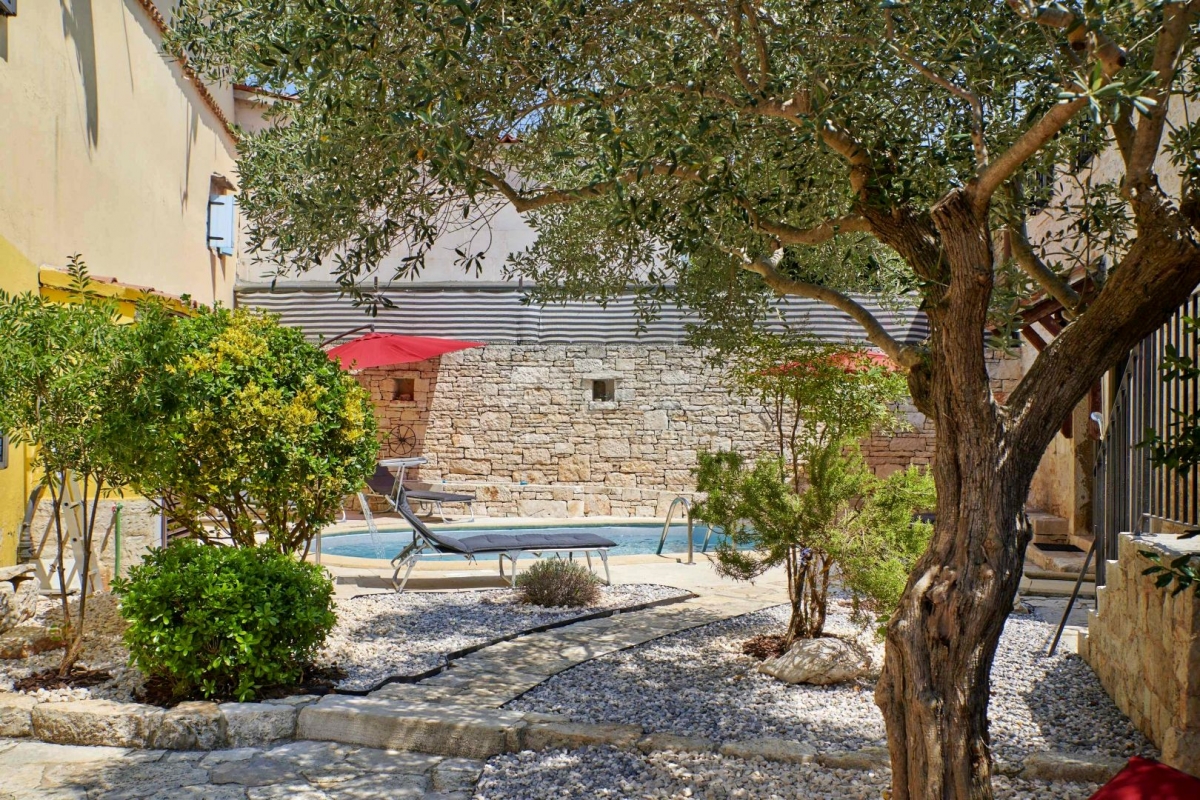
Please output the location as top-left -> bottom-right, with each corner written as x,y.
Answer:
0,0 -> 242,306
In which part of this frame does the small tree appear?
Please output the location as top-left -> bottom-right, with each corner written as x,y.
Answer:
131,307 -> 378,553
0,258 -> 148,674
695,334 -> 934,645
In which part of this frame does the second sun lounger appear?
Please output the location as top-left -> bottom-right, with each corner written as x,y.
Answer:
388,486 -> 616,592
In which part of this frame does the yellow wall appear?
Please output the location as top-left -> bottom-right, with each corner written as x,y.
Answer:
0,236 -> 39,566
0,1 -> 241,306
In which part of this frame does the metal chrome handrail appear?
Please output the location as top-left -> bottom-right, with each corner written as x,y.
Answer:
656,496 -> 701,564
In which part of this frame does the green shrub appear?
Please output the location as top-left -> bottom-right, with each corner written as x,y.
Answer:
114,541 -> 336,701
516,559 -> 601,608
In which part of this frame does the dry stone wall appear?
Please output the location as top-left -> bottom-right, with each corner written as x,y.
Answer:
357,344 -> 959,518
1086,532 -> 1200,774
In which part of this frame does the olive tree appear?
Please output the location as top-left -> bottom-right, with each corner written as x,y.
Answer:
0,259 -> 146,674
695,334 -> 930,644
169,2 -> 1200,796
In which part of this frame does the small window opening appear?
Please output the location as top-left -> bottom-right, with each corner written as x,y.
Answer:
592,379 -> 615,402
392,378 -> 415,402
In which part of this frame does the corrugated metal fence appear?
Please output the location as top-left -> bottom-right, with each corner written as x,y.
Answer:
235,282 -> 931,346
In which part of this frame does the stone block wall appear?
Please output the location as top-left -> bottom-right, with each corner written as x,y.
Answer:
1086,532 -> 1200,773
356,343 -> 960,517
28,497 -> 159,587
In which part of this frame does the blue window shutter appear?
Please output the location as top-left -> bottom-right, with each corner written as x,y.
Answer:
207,194 -> 235,256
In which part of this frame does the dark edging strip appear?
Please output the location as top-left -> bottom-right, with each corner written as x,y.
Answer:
333,589 -> 698,696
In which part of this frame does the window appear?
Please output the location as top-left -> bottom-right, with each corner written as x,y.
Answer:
206,190 -> 236,256
0,433 -> 8,470
592,379 -> 615,402
392,378 -> 415,402
0,1 -> 15,17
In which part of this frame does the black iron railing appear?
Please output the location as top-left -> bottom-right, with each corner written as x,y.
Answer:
1093,290 -> 1200,585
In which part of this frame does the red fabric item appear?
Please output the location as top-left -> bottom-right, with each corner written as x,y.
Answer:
1088,756 -> 1200,800
327,333 -> 485,370
759,349 -> 899,377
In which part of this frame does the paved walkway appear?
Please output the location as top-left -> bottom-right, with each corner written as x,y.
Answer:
1,737 -> 480,800
369,593 -> 777,710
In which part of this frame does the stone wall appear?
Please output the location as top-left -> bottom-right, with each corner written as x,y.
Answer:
28,497 -> 159,588
1086,532 -> 1200,773
356,344 -> 959,518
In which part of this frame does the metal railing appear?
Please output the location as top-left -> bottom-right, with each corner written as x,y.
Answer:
1093,290 -> 1199,585
656,496 -> 714,565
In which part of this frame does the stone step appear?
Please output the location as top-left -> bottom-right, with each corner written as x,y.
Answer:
1027,511 -> 1070,544
298,696 -> 528,759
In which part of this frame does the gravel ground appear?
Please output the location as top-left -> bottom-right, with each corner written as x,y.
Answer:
508,601 -> 1154,763
326,584 -> 689,690
0,584 -> 688,700
473,746 -> 1100,800
0,594 -> 144,703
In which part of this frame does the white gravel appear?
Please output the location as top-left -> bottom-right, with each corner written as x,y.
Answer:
508,601 -> 1153,763
320,584 -> 689,690
0,584 -> 688,700
473,746 -> 1100,800
0,594 -> 144,703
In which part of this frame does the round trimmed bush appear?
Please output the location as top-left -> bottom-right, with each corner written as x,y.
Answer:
114,540 -> 336,701
516,558 -> 601,608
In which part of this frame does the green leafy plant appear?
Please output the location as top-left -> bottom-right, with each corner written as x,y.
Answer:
695,334 -> 933,644
113,540 -> 336,701
0,256 -> 155,675
130,307 -> 378,554
516,559 -> 601,608
1141,550 -> 1200,597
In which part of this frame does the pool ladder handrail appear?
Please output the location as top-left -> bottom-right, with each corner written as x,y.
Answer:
656,496 -> 715,564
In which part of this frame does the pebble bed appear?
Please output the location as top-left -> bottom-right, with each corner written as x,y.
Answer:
0,594 -> 143,703
473,746 -> 1100,800
312,584 -> 688,691
508,602 -> 1154,763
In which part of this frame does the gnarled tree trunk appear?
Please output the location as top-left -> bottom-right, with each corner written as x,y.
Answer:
875,190 -> 1200,799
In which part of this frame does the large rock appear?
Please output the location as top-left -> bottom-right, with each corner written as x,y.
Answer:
757,636 -> 872,685
221,701 -> 297,747
152,701 -> 226,750
0,566 -> 39,634
31,699 -> 163,747
0,625 -> 64,660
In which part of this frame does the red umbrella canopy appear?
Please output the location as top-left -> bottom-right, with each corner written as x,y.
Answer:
327,333 -> 485,370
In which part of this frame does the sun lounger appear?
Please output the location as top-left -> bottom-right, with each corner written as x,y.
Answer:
388,486 -> 616,592
366,463 -> 476,522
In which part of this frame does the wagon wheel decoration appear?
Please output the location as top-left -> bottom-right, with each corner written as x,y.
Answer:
383,424 -> 418,457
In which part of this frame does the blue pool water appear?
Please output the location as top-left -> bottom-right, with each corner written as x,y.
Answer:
320,523 -> 728,560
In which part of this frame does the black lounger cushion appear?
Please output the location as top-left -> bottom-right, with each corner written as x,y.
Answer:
451,532 -> 617,554
404,488 -> 476,503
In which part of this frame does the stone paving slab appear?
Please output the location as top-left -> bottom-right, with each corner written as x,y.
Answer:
0,737 -> 477,800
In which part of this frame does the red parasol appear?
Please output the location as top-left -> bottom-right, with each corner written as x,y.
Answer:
760,349 -> 899,377
327,332 -> 485,370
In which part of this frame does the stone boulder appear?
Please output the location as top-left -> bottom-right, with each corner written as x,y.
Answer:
0,565 -> 39,634
31,699 -> 164,747
757,636 -> 872,685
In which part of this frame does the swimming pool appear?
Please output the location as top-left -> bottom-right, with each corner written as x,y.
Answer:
319,523 -> 729,560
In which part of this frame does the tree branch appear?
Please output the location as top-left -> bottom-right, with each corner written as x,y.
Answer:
740,248 -> 925,370
1008,226 -> 1083,313
1128,1 -> 1194,184
885,14 -> 987,168
751,213 -> 872,245
972,97 -> 1088,211
1006,0 -> 1127,77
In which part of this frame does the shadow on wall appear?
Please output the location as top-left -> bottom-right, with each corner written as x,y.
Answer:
0,16 -> 9,61
61,0 -> 100,147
